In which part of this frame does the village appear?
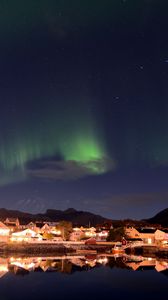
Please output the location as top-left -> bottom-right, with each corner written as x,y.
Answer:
0,218 -> 168,279
0,217 -> 168,252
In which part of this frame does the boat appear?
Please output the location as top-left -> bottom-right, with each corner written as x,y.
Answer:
112,242 -> 125,254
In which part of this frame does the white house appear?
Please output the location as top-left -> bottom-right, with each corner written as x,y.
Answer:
11,229 -> 42,243
70,228 -> 83,241
4,218 -> 20,231
40,223 -> 60,234
125,226 -> 156,245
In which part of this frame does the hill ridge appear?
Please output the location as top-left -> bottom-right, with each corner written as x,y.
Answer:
0,207 -> 109,226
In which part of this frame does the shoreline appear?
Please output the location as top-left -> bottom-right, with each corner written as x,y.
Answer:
0,242 -> 112,256
1,242 -> 168,258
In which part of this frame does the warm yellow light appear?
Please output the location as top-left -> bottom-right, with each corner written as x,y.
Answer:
18,237 -> 23,242
51,230 -> 61,235
9,257 -> 15,262
85,232 -> 96,237
98,232 -> 108,237
0,265 -> 8,272
97,257 -> 108,264
0,229 -> 10,235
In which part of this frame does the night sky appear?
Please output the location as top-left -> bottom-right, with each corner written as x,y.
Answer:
0,0 -> 168,220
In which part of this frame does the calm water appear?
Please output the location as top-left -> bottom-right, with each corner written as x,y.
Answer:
0,254 -> 168,300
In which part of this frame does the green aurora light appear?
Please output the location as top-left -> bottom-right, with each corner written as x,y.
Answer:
0,99 -> 113,185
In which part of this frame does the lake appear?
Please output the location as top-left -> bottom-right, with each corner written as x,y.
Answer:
0,254 -> 167,300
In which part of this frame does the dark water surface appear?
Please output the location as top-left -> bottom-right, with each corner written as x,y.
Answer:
0,255 -> 167,300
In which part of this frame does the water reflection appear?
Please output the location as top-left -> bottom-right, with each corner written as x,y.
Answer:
0,254 -> 168,278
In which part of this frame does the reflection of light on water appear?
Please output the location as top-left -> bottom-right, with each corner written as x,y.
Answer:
9,257 -> 22,262
155,260 -> 168,272
37,257 -> 42,262
9,256 -> 40,271
85,259 -> 97,267
0,265 -> 8,272
97,257 -> 108,264
122,254 -> 168,273
113,254 -> 123,259
0,254 -> 167,277
10,261 -> 36,270
9,257 -> 14,262
0,261 -> 9,279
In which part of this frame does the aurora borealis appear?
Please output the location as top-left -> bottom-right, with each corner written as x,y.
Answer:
0,97 -> 111,184
0,0 -> 168,219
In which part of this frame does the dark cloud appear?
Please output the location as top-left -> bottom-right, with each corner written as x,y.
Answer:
27,157 -> 115,181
